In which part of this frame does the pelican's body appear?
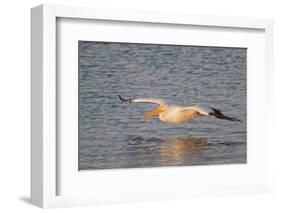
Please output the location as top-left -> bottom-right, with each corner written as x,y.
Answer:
158,106 -> 206,123
119,95 -> 242,124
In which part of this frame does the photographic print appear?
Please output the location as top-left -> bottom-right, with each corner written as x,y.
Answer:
78,41 -> 246,170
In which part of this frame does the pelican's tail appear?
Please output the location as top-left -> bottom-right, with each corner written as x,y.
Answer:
209,108 -> 242,123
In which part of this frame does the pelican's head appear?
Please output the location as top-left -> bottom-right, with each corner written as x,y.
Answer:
143,105 -> 166,119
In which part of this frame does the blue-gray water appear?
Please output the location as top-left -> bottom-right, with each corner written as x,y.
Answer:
79,41 -> 246,170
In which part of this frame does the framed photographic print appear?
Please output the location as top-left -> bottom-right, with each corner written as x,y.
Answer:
31,4 -> 274,208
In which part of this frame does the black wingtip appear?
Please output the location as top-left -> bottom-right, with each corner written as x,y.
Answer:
118,95 -> 132,102
118,95 -> 123,101
209,107 -> 242,123
210,107 -> 223,116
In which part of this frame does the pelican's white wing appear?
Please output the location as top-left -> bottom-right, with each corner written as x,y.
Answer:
119,95 -> 165,105
131,98 -> 166,106
181,105 -> 210,115
182,105 -> 243,122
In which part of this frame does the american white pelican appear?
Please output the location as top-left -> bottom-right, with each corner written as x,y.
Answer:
119,95 -> 242,123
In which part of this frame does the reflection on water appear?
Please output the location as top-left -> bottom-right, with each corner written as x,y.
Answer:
160,137 -> 208,166
79,135 -> 246,170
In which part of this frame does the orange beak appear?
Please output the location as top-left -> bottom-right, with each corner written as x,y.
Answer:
143,106 -> 166,119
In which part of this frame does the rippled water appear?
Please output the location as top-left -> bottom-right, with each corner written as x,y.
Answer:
79,41 -> 247,170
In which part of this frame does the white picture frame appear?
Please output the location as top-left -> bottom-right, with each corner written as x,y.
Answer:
31,4 -> 274,208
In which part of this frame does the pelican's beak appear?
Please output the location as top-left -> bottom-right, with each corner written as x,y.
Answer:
143,105 -> 166,119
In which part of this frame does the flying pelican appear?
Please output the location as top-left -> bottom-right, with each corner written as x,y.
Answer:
118,95 -> 242,124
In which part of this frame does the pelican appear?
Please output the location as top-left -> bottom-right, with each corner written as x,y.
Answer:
118,95 -> 242,124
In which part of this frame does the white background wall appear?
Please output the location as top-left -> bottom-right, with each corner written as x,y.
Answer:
0,0 -> 280,212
